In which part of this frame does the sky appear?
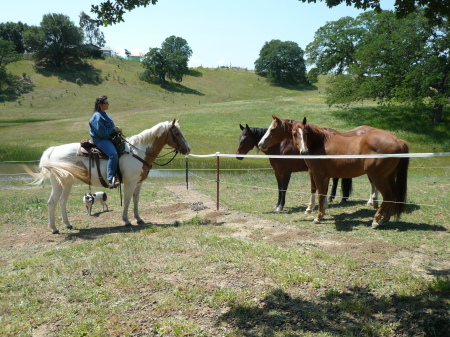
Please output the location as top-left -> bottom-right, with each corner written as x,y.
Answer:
1,0 -> 394,69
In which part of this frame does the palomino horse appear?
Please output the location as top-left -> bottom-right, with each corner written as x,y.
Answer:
288,117 -> 409,228
257,116 -> 379,214
235,124 -> 353,212
25,120 -> 191,234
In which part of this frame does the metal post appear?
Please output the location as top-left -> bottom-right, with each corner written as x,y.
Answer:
216,152 -> 220,211
185,156 -> 189,190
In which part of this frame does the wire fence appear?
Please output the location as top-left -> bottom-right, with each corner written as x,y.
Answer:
2,152 -> 449,211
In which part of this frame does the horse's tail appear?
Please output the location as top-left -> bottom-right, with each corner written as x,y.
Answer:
23,162 -> 87,186
23,155 -> 88,186
392,143 -> 409,221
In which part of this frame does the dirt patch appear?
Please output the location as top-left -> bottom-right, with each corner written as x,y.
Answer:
2,183 -> 449,280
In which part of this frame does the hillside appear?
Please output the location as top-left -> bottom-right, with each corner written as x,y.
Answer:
1,58 -> 449,163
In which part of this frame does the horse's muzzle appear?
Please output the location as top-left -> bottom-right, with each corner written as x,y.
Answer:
180,146 -> 191,155
300,150 -> 309,155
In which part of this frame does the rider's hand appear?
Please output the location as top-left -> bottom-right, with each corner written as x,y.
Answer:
114,126 -> 122,133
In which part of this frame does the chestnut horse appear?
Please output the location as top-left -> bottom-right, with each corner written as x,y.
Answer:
236,124 -> 352,212
257,116 -> 380,216
25,120 -> 191,234
287,117 -> 409,228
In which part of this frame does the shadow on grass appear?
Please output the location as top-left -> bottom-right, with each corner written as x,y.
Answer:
218,286 -> 449,336
161,82 -> 205,96
333,106 -> 450,145
62,221 -> 179,241
271,82 -> 318,92
35,62 -> 103,85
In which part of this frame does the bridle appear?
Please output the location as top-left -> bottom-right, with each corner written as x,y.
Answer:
120,124 -> 183,167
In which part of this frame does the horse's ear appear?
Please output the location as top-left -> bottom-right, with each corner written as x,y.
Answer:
302,117 -> 307,125
272,115 -> 278,120
239,124 -> 244,130
245,124 -> 251,130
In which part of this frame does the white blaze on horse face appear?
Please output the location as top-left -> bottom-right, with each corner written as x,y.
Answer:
298,128 -> 308,154
258,124 -> 273,151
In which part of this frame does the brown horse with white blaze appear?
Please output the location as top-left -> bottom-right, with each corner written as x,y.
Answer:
290,117 -> 409,228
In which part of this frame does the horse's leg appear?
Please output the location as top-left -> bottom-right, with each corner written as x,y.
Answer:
122,182 -> 137,227
274,171 -> 284,212
47,176 -> 63,234
305,171 -> 316,214
340,178 -> 352,203
370,176 -> 394,228
329,178 -> 339,202
59,177 -> 74,230
367,181 -> 379,209
132,182 -> 145,225
277,171 -> 292,212
313,176 -> 329,224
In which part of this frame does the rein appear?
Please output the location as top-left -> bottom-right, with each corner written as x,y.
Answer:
119,126 -> 181,167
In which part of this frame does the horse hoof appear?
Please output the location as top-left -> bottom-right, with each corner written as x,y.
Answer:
372,221 -> 384,229
66,225 -> 73,230
304,209 -> 312,214
137,219 -> 145,225
124,223 -> 132,227
52,229 -> 59,234
313,218 -> 321,224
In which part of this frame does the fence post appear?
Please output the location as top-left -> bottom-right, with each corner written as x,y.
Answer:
216,152 -> 220,211
185,156 -> 189,190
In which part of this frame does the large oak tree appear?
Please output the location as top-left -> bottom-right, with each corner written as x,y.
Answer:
306,10 -> 449,122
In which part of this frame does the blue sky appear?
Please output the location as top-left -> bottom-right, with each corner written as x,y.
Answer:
1,0 -> 394,69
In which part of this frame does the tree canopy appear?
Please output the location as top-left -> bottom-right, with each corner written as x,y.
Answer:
306,10 -> 449,122
298,0 -> 450,24
91,0 -> 158,25
255,40 -> 308,85
141,35 -> 192,86
23,13 -> 85,67
79,11 -> 106,47
90,0 -> 449,25
0,22 -> 30,54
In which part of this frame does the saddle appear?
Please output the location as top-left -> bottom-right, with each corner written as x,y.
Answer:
77,138 -> 124,188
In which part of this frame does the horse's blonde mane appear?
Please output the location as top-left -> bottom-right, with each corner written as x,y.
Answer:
127,121 -> 170,146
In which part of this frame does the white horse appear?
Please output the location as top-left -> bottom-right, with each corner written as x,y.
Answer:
25,119 -> 191,234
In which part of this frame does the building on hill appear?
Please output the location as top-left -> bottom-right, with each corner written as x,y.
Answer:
126,55 -> 142,62
99,47 -> 113,58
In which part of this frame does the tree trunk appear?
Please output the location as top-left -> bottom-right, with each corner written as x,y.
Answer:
432,103 -> 443,123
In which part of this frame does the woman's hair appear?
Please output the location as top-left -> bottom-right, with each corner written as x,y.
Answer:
93,95 -> 108,112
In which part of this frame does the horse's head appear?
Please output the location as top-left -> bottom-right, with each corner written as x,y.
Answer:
292,117 -> 309,155
258,115 -> 293,151
168,119 -> 191,155
236,124 -> 257,160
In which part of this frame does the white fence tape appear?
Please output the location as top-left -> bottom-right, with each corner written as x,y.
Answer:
188,152 -> 450,159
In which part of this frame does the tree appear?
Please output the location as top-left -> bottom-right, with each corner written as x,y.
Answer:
254,40 -> 308,85
306,10 -> 449,122
0,38 -> 33,99
79,11 -> 106,47
0,39 -> 22,90
141,35 -> 192,86
0,22 -> 30,54
23,13 -> 85,67
89,0 -> 449,26
91,0 -> 158,25
298,0 -> 450,24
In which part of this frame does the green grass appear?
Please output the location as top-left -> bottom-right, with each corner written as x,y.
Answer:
1,58 -> 449,336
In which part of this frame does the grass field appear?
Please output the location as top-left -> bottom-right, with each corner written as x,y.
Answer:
1,59 -> 449,336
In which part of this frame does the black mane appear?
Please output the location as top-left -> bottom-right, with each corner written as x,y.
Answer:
248,127 -> 268,143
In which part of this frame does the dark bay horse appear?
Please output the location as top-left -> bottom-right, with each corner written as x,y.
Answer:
236,124 -> 352,212
287,117 -> 409,228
